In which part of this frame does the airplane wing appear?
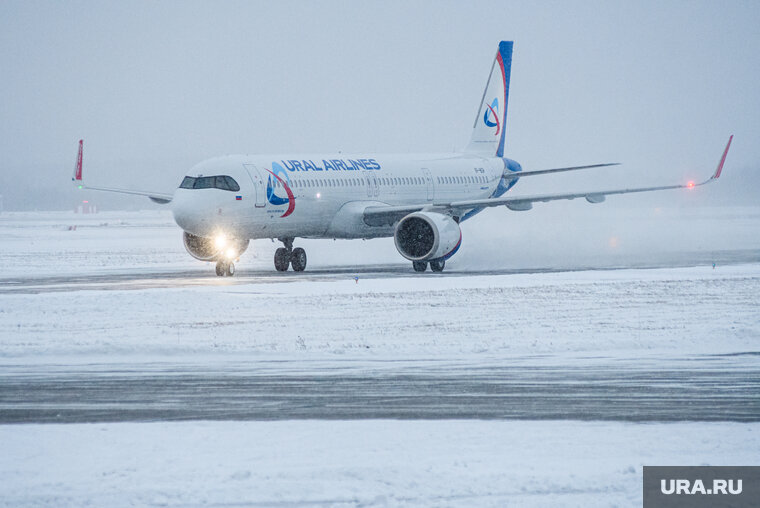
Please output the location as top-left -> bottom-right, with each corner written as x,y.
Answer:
363,136 -> 733,227
71,140 -> 174,204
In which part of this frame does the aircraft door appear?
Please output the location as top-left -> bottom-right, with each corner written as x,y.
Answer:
364,171 -> 379,198
243,164 -> 267,208
422,168 -> 435,201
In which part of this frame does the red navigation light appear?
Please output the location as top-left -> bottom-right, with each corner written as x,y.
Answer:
83,200 -> 89,203
687,181 -> 695,189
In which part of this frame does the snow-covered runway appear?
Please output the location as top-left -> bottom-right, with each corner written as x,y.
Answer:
1,209 -> 759,506
2,353 -> 759,423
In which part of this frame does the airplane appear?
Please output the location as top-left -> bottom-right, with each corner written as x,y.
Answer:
72,41 -> 733,276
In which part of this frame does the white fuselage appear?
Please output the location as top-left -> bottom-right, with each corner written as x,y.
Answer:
171,152 -> 510,241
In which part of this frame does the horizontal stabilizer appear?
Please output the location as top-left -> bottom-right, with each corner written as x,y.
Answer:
509,162 -> 620,179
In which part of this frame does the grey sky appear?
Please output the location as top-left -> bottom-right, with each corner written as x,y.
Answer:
0,0 -> 758,210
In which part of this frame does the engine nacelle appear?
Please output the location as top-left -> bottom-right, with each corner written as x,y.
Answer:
182,231 -> 249,262
394,212 -> 462,261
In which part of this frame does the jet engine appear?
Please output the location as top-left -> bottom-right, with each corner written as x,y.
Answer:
182,231 -> 249,262
393,212 -> 462,261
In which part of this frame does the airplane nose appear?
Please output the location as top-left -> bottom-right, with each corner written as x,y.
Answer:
171,190 -> 208,234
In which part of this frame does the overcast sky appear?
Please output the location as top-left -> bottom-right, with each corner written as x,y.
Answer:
0,0 -> 758,210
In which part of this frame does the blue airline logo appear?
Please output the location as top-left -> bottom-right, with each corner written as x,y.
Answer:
266,162 -> 295,217
483,98 -> 501,136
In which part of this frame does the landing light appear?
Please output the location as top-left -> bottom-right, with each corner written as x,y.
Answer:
214,234 -> 227,249
225,248 -> 237,259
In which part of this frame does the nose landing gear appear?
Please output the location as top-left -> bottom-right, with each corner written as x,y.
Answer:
274,238 -> 307,272
215,260 -> 235,277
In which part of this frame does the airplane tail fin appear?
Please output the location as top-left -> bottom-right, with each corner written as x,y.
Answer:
466,41 -> 513,158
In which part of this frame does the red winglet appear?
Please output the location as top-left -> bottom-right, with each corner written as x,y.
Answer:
712,135 -> 733,180
73,139 -> 84,181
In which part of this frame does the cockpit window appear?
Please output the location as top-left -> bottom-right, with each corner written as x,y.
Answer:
178,175 -> 240,192
194,176 -> 215,189
224,176 -> 240,191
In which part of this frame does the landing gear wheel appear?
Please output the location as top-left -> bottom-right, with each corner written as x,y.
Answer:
430,259 -> 445,272
412,261 -> 427,272
225,262 -> 235,276
290,247 -> 307,272
274,248 -> 290,271
215,261 -> 225,277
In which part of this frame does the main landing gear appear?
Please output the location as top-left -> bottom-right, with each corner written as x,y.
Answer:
274,237 -> 307,272
215,260 -> 235,277
411,259 -> 446,273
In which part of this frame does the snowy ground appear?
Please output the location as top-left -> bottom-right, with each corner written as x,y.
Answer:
1,207 -> 759,506
1,421 -> 758,507
2,262 -> 759,358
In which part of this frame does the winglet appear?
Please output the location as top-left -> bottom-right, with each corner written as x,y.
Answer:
711,135 -> 733,181
72,139 -> 84,182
